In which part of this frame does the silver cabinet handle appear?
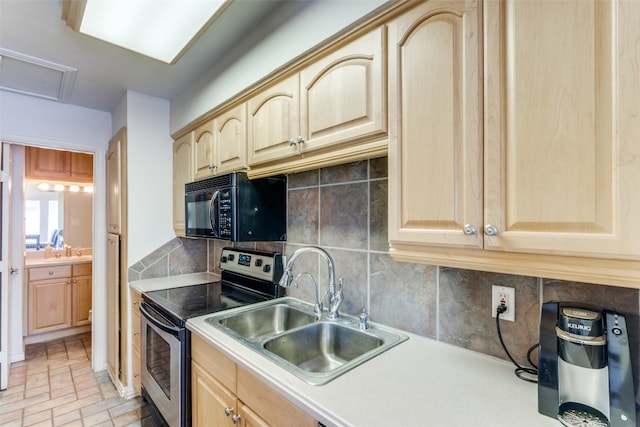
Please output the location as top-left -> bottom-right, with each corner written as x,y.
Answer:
232,415 -> 242,424
462,224 -> 476,235
289,136 -> 304,146
225,407 -> 234,416
484,224 -> 499,236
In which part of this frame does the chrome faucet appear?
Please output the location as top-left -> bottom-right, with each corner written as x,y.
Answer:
278,246 -> 344,319
292,272 -> 324,317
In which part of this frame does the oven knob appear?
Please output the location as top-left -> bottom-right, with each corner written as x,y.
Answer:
263,264 -> 271,273
221,256 -> 227,263
255,259 -> 263,267
228,254 -> 235,261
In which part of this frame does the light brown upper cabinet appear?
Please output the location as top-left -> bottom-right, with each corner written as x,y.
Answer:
173,131 -> 194,236
25,146 -> 93,183
106,128 -> 126,234
299,26 -> 386,154
247,74 -> 301,166
388,0 -> 482,250
193,120 -> 216,180
213,103 -> 247,174
247,27 -> 387,177
388,0 -> 640,287
193,104 -> 248,181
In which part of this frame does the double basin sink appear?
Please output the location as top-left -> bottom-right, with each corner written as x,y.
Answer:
204,297 -> 408,385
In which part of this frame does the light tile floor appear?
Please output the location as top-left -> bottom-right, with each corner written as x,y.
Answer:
0,332 -> 149,427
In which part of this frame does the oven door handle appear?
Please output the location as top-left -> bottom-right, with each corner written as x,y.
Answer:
139,301 -> 181,337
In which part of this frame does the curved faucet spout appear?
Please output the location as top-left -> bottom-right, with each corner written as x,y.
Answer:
278,246 -> 342,318
279,246 -> 335,292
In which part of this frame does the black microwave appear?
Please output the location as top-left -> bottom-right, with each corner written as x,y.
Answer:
185,172 -> 287,241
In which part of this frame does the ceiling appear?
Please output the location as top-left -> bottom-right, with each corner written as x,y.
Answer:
0,0 -> 308,113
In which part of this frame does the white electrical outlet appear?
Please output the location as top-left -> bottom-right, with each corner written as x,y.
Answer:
491,285 -> 515,322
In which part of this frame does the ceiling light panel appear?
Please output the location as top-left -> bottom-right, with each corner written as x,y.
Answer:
79,0 -> 228,63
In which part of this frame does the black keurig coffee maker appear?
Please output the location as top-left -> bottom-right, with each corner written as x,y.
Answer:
538,302 -> 637,426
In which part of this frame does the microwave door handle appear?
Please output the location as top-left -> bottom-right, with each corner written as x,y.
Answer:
210,190 -> 221,238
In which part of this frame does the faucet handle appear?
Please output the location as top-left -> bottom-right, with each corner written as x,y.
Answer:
359,308 -> 370,330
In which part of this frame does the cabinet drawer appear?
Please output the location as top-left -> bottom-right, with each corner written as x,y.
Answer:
237,367 -> 316,427
72,263 -> 92,276
191,334 -> 236,393
29,265 -> 71,281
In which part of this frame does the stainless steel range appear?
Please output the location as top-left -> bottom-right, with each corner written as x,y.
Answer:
139,248 -> 284,427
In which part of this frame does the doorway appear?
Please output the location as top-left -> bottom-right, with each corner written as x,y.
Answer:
22,146 -> 94,343
1,140 -> 107,380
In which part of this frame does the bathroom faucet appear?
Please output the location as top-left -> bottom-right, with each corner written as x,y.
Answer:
278,246 -> 344,319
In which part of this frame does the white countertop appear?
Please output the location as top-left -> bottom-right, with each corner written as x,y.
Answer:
187,310 -> 560,427
25,255 -> 93,267
129,272 -> 220,293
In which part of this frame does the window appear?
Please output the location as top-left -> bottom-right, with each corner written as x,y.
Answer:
24,200 -> 41,249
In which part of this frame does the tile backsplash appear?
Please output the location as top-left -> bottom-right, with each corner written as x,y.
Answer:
131,157 -> 639,379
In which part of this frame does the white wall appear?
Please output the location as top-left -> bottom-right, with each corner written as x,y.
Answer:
0,90 -> 111,372
170,0 -> 388,133
121,91 -> 174,266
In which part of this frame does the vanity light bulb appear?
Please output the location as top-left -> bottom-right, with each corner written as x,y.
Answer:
54,184 -> 65,192
83,186 -> 94,193
37,183 -> 50,191
69,185 -> 80,192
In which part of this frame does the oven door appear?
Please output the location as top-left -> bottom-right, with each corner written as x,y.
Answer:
140,301 -> 186,427
185,189 -> 220,238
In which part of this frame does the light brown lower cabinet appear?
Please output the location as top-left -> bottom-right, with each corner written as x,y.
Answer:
27,263 -> 92,335
131,289 -> 142,395
191,333 -> 316,427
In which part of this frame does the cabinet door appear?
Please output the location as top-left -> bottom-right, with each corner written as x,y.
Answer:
214,104 -> 247,174
106,233 -> 120,383
192,361 -> 235,427
239,402 -> 269,427
247,74 -> 300,165
107,128 -> 125,234
193,121 -> 215,180
388,0 -> 482,249
24,146 -> 71,181
131,290 -> 142,395
69,152 -> 94,183
299,26 -> 386,153
483,0 -> 640,259
72,274 -> 92,326
173,133 -> 194,236
29,278 -> 72,334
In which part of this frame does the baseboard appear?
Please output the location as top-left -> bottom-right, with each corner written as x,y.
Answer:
23,325 -> 91,345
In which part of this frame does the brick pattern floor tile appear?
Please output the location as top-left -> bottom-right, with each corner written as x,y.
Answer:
0,333 -> 154,427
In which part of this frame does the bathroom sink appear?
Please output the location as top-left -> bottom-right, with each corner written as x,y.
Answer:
208,303 -> 316,341
263,321 -> 383,373
203,297 -> 408,385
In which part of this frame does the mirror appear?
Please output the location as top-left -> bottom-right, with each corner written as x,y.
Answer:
24,182 -> 93,251
25,183 -> 63,250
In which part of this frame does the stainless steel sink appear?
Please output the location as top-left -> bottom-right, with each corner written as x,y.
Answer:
203,297 -> 408,385
211,303 -> 316,341
264,321 -> 383,373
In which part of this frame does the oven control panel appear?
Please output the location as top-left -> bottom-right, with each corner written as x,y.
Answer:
220,248 -> 283,283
